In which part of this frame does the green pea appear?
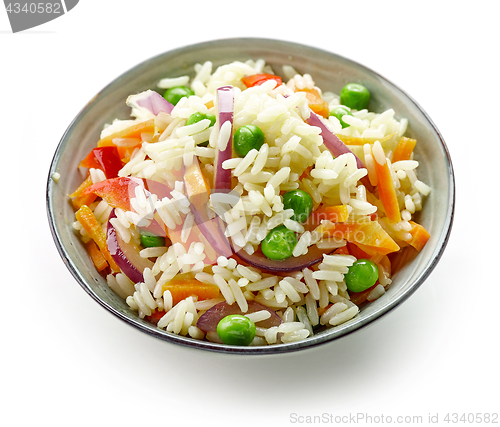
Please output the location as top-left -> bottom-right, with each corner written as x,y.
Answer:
217,314 -> 256,346
339,83 -> 370,110
186,112 -> 216,146
282,190 -> 313,223
186,112 -> 216,127
345,259 -> 379,293
233,124 -> 265,157
163,86 -> 194,106
261,225 -> 297,260
330,106 -> 353,129
140,233 -> 165,248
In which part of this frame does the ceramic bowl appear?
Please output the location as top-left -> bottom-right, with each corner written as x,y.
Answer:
47,38 -> 455,354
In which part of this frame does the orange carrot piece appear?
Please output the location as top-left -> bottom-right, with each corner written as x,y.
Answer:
336,133 -> 396,146
407,221 -> 430,251
70,174 -> 97,209
86,240 -> 108,272
75,205 -> 120,272
116,145 -> 140,164
162,279 -> 220,305
373,153 -> 401,223
205,100 -> 214,109
318,220 -> 400,255
69,174 -> 93,198
184,158 -> 210,210
309,205 -> 349,229
299,165 -> 313,180
392,137 -> 417,162
296,88 -> 330,118
317,304 -> 332,317
352,242 -> 390,258
97,119 -> 155,147
72,193 -> 97,210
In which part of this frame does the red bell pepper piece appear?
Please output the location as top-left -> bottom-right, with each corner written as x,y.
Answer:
80,177 -> 141,211
79,146 -> 123,179
241,73 -> 282,88
145,309 -> 166,325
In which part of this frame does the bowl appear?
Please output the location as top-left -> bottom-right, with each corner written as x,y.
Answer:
46,38 -> 455,354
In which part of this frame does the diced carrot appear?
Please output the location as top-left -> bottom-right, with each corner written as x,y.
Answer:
72,193 -> 97,210
75,205 -> 120,272
299,165 -> 313,180
69,174 -> 93,198
86,240 -> 108,272
407,221 -> 430,251
318,219 -> 400,255
184,158 -> 210,210
116,145 -> 140,164
373,148 -> 401,223
351,243 -> 386,258
296,88 -> 330,118
392,137 -> 417,162
309,205 -> 349,229
70,174 -> 97,209
336,133 -> 396,146
162,279 -> 220,305
97,119 -> 155,147
205,100 -> 214,109
317,304 -> 332,317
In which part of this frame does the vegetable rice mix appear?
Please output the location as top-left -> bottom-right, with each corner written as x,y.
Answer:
69,59 -> 431,346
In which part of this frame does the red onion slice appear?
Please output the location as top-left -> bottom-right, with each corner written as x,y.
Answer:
233,244 -> 334,273
191,206 -> 233,259
197,300 -> 282,334
306,112 -> 373,191
107,209 -> 154,283
135,90 -> 174,115
185,86 -> 235,260
214,86 -> 234,191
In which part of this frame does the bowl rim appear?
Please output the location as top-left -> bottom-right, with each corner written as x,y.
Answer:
46,37 -> 455,355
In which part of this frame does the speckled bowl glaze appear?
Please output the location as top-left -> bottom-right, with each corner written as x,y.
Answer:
47,38 -> 455,354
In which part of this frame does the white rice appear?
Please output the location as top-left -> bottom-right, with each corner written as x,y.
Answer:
72,57 -> 431,346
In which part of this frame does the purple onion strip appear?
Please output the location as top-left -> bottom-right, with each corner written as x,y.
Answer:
136,90 -> 174,115
306,111 -> 373,191
214,86 -> 234,191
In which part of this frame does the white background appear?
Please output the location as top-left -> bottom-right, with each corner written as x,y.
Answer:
1,1 -> 499,426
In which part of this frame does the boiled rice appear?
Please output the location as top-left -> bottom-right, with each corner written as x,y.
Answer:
70,57 -> 432,346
